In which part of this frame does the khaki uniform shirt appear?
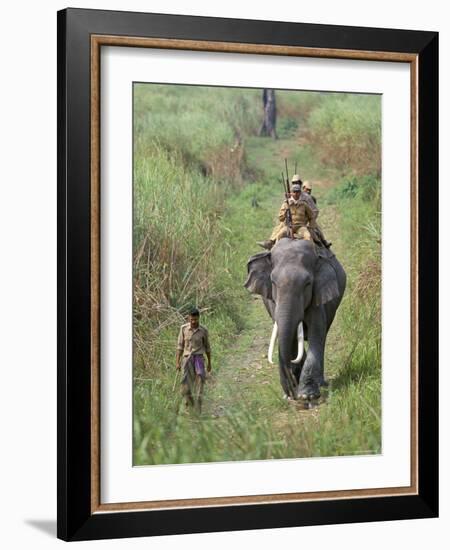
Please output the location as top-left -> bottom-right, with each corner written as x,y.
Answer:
278,194 -> 318,229
177,324 -> 211,357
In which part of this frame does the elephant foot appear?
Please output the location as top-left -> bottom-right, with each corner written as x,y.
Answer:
297,384 -> 321,401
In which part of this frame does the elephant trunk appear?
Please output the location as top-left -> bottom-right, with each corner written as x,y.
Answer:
276,317 -> 300,397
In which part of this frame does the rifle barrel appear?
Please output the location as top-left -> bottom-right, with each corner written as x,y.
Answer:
284,158 -> 290,194
281,173 -> 287,194
280,165 -> 293,239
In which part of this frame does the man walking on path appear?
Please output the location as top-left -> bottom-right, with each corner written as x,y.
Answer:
176,308 -> 211,413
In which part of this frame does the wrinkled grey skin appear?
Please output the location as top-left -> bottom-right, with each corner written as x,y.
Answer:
244,238 -> 346,400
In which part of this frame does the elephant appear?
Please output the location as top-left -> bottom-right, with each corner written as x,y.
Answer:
244,238 -> 346,401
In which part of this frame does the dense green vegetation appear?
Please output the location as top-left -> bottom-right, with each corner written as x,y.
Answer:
133,84 -> 382,465
307,94 -> 382,176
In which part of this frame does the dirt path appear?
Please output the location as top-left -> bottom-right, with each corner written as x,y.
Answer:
204,296 -> 273,418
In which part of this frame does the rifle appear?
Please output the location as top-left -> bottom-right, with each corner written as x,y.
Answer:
284,158 -> 290,194
281,171 -> 293,239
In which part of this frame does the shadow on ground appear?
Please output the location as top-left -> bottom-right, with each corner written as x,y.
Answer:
25,519 -> 56,538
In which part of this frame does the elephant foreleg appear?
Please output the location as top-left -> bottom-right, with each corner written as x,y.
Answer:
297,351 -> 322,400
291,344 -> 307,385
297,309 -> 326,400
279,364 -> 298,399
318,354 -> 328,387
280,335 -> 308,398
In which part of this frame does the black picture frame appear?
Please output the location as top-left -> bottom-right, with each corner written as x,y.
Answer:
57,7 -> 438,542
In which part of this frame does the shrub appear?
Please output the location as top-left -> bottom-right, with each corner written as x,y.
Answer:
326,174 -> 381,208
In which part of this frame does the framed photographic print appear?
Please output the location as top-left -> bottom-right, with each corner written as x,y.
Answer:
57,8 -> 438,542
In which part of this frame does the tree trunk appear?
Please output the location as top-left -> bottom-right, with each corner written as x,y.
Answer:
258,89 -> 277,139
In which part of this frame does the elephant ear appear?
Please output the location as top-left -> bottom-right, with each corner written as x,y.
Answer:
313,257 -> 340,306
244,251 -> 272,299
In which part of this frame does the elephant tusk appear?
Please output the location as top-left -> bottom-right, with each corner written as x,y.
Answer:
291,322 -> 304,364
268,322 -> 278,364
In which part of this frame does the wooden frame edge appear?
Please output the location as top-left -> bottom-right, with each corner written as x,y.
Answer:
410,55 -> 419,497
92,34 -> 417,62
93,486 -> 417,514
91,34 -> 101,513
89,34 -> 420,515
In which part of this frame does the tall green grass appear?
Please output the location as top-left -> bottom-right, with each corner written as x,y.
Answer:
322,172 -> 382,454
133,86 -> 266,432
134,84 -> 260,181
307,93 -> 381,177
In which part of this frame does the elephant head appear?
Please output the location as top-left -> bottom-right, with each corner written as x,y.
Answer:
244,238 -> 345,400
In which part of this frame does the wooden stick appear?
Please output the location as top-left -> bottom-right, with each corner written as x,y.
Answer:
172,369 -> 180,391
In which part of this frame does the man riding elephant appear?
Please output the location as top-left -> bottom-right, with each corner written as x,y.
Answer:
301,178 -> 332,248
302,180 -> 316,204
258,175 -> 331,250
